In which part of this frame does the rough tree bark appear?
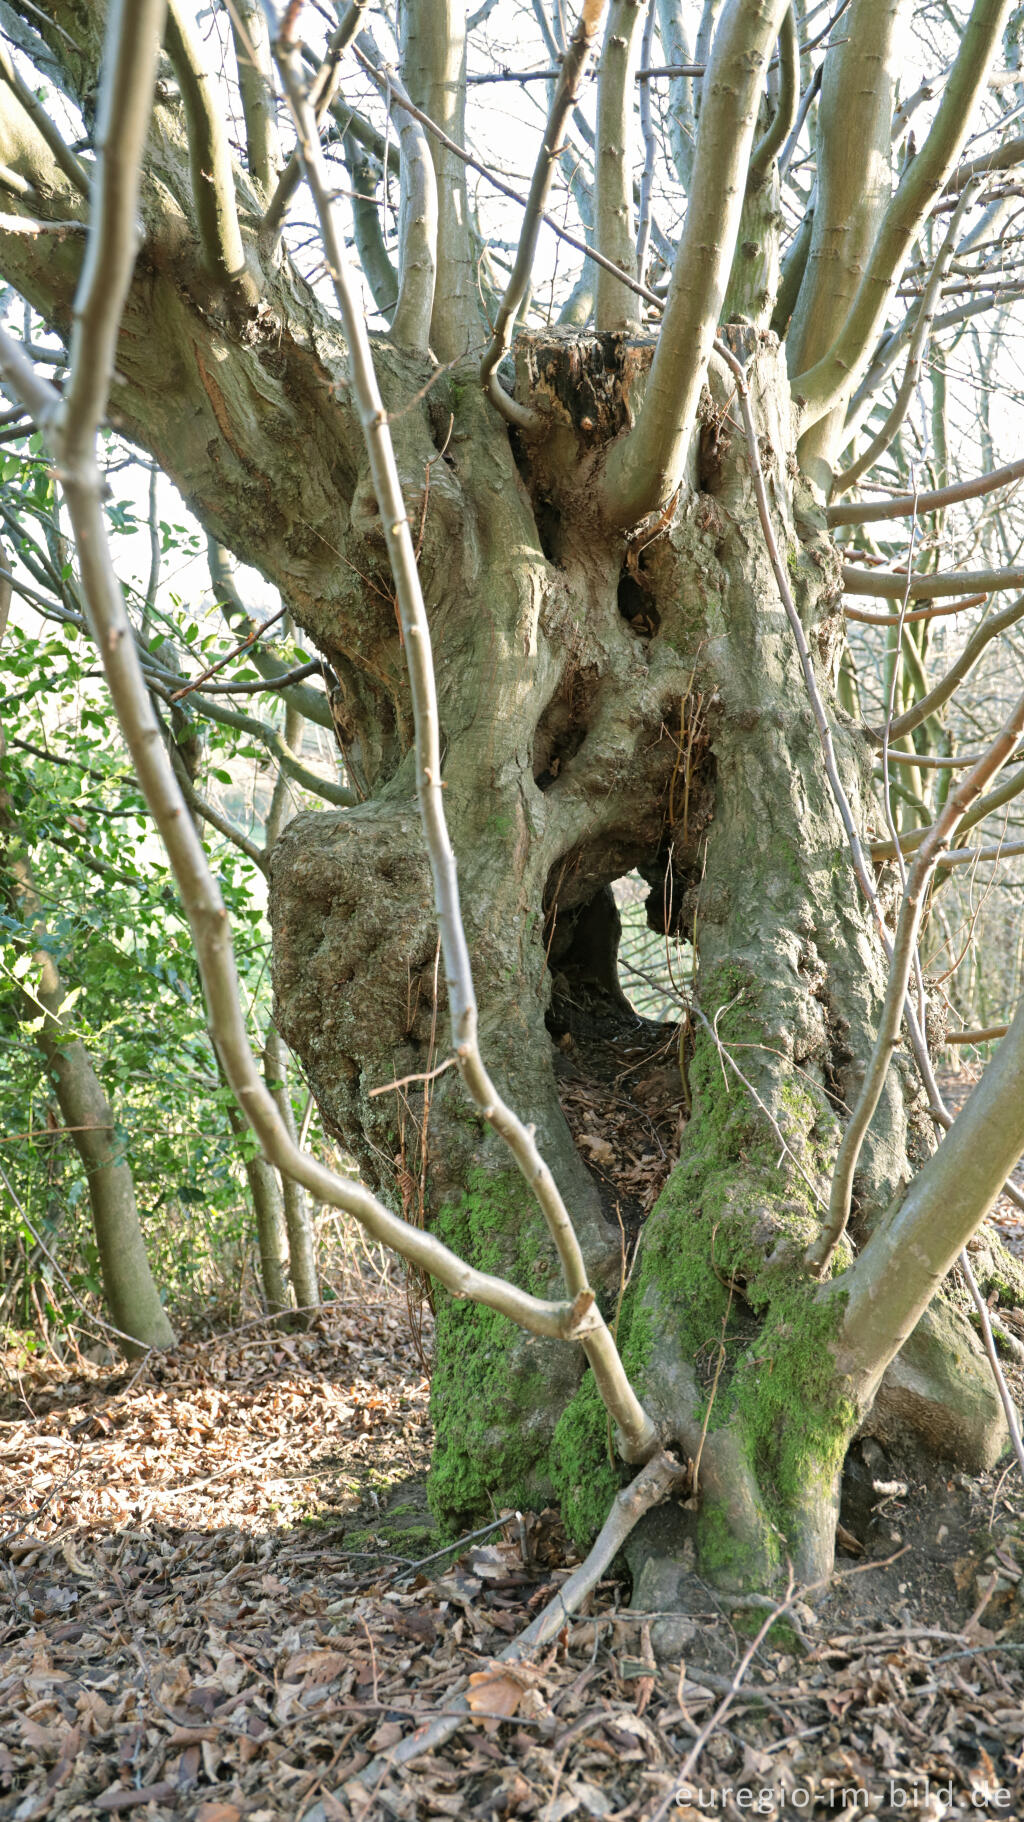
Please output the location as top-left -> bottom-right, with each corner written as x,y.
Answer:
269,324 -> 1008,1586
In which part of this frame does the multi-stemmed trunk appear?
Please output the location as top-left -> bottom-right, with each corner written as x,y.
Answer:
270,328 -> 1007,1588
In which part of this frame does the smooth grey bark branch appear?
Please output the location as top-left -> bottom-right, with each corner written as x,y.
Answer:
352,53 -> 666,317
884,594 -> 1024,741
479,0 -> 608,431
148,675 -> 355,807
265,1022 -> 320,1315
269,16 -> 657,1463
376,43 -> 436,353
843,564 -> 1024,600
601,0 -> 790,526
828,454 -> 1024,525
400,0 -> 478,360
342,131 -> 400,320
263,699 -> 303,850
635,0 -> 658,280
960,1248 -> 1024,1480
657,0 -> 696,186
0,37 -> 88,195
207,542 -> 336,731
164,0 -> 259,307
832,184 -> 978,494
870,761 -> 1024,859
783,0 -> 900,478
836,989 -> 1024,1401
259,4 -> 367,259
595,0 -> 645,329
946,129 -> 1024,192
227,0 -> 281,193
791,0 -> 1014,432
223,1088 -> 290,1313
748,5 -> 798,184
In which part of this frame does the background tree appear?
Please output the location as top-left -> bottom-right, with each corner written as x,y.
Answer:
1,0 -> 1024,1595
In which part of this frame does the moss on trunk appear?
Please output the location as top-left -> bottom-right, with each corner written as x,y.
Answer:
268,327 -> 1008,1593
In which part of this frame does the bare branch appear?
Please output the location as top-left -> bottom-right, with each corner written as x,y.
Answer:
208,541 -> 336,730
399,0 -> 478,361
357,33 -> 436,354
0,37 -> 88,196
809,684 -> 1024,1275
166,733 -> 269,872
843,563 -> 1024,600
748,5 -> 798,186
783,0 -> 901,479
828,454 -> 1024,525
601,0 -> 790,526
946,129 -> 1024,193
226,0 -> 281,193
635,0 -> 658,279
601,0 -> 783,524
479,0 -> 608,431
259,3 -> 367,259
836,987 -> 1024,1397
164,0 -> 259,307
870,761 -> 1024,860
354,50 -> 665,317
959,1248 -> 1024,1480
845,592 -> 988,625
595,0 -> 645,329
832,182 -> 978,495
791,0 -> 1014,436
148,675 -> 354,807
341,131 -> 400,319
883,594 -> 1024,742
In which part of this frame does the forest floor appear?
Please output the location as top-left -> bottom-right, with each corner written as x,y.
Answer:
3,1234 -> 1024,1822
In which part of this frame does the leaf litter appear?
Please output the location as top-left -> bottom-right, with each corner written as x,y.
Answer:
2,1285 -> 1024,1820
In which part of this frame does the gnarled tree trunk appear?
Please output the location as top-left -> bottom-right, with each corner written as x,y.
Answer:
2,0 -> 1017,1593
269,328 -> 1007,1587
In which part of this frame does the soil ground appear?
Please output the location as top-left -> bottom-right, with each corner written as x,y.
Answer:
3,1243 -> 1024,1822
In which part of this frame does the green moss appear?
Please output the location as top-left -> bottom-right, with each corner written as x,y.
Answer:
696,1500 -> 763,1584
429,1000 -> 856,1584
731,1284 -> 853,1518
549,1369 -> 622,1547
620,1009 -> 854,1571
428,1166 -> 565,1532
972,1238 -> 1024,1311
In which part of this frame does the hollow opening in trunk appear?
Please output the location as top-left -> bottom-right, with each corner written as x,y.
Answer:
544,868 -> 688,1241
613,871 -> 694,1022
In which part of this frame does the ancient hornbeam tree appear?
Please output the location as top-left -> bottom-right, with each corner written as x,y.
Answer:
2,0 -> 1024,1591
